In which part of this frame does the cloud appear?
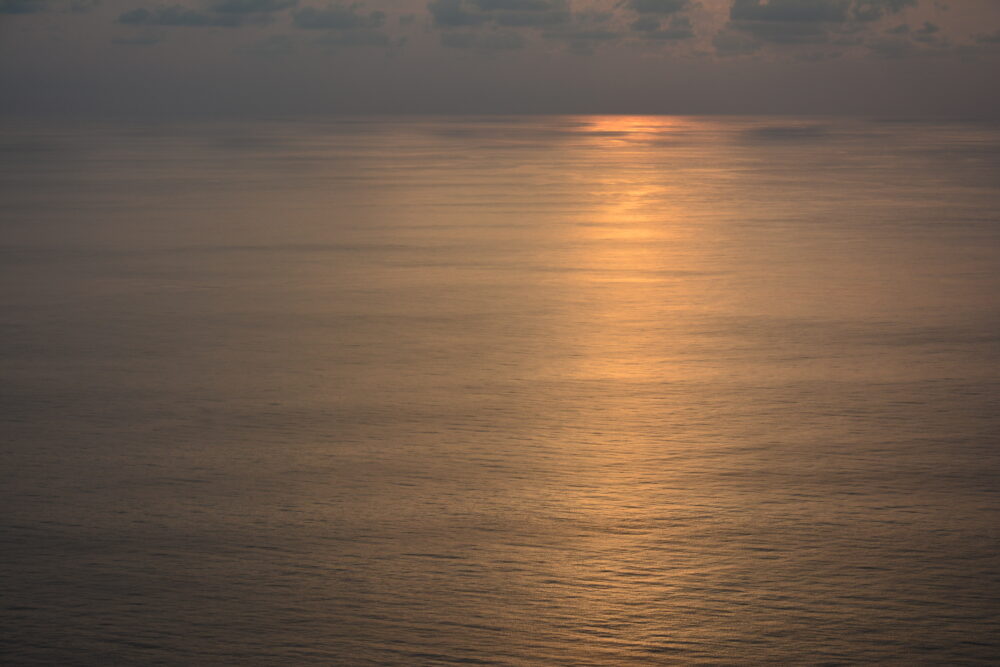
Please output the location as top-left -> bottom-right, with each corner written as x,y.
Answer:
912,20 -> 939,43
211,0 -> 297,13
730,0 -> 850,23
543,25 -> 618,42
116,0 -> 298,28
975,29 -> 1000,45
867,35 -> 912,56
1,0 -> 98,13
315,28 -> 392,47
630,14 -> 694,40
851,0 -> 916,22
292,3 -> 386,30
428,0 -> 582,54
866,21 -> 947,57
720,0 -> 919,51
863,13 -> 952,57
628,0 -> 689,14
730,0 -> 916,26
630,16 -> 658,31
735,18 -> 829,44
283,3 -> 397,52
427,3 -> 624,55
0,0 -> 46,12
427,0 -> 485,26
117,6 -> 245,27
712,27 -> 760,54
428,0 -> 570,29
620,0 -> 695,47
538,10 -> 621,54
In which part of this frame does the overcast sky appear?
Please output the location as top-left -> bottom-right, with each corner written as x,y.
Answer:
2,0 -> 999,116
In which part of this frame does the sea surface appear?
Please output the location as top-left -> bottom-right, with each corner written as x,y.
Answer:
2,115 -> 999,665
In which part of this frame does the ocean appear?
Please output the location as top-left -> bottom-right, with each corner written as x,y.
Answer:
2,115 -> 999,664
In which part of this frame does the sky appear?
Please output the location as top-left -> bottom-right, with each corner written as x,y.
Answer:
2,0 -> 1000,116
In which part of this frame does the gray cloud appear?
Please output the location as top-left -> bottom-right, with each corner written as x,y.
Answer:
476,0 -> 557,8
539,10 -> 621,54
631,16 -> 658,31
866,20 -> 947,57
629,0 -> 689,14
0,0 -> 45,12
543,26 -> 617,41
212,0 -> 297,13
730,0 -> 915,24
426,0 -> 696,56
631,14 -> 694,40
4,0 -> 998,118
722,0 -> 919,50
315,27 -> 392,47
852,0 -> 916,22
623,0 -> 694,45
975,29 -> 1000,44
1,0 -> 98,13
116,0 -> 297,28
730,0 -> 850,23
867,35 -> 912,56
428,0 -> 569,29
736,19 -> 829,43
913,21 -> 939,43
293,3 -> 386,30
117,6 -> 246,27
427,0 -> 485,26
286,3 -> 393,51
712,27 -> 760,54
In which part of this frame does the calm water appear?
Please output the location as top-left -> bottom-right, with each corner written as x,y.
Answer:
2,116 -> 999,665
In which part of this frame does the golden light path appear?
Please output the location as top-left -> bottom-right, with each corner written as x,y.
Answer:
560,116 -> 709,384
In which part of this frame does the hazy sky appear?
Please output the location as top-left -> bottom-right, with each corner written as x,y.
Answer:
2,0 -> 1000,116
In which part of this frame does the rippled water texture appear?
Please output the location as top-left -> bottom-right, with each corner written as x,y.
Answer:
2,116 -> 1000,664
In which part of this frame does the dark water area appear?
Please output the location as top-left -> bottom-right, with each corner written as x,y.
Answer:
2,116 -> 999,664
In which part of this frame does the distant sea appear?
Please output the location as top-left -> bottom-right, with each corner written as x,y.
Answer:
2,116 -> 999,664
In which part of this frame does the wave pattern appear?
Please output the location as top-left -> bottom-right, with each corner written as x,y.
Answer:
2,116 -> 999,664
